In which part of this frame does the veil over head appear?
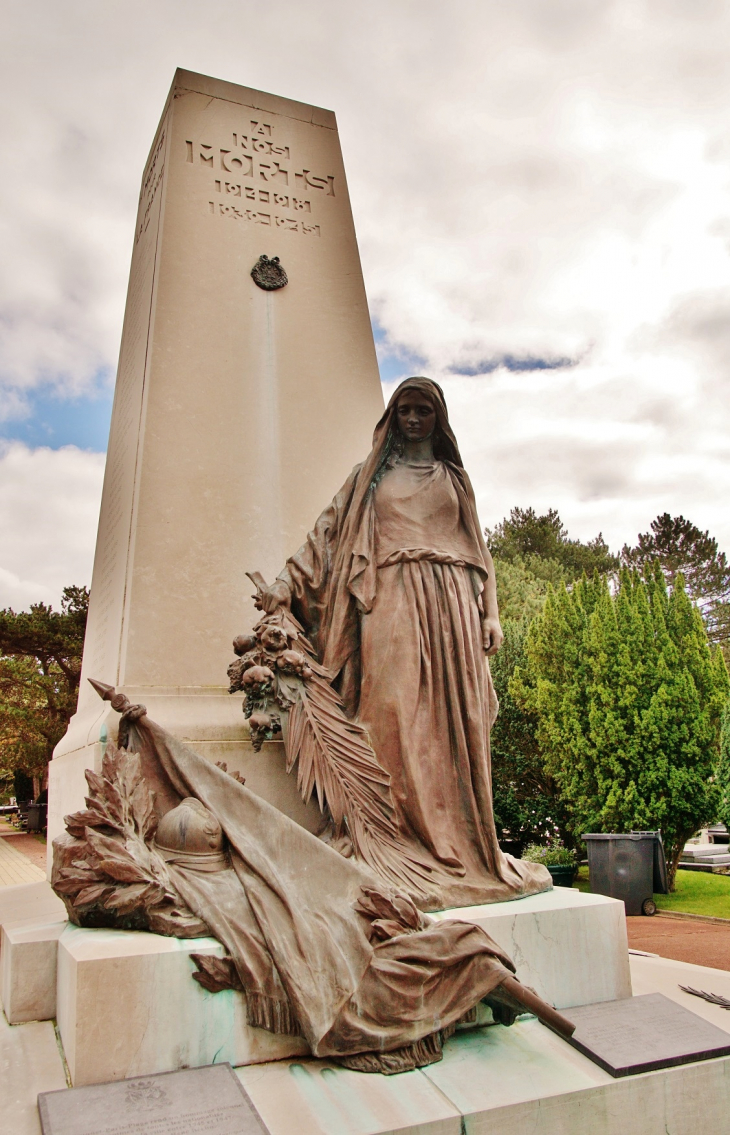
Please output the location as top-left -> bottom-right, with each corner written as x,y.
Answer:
370,377 -> 463,469
283,378 -> 489,675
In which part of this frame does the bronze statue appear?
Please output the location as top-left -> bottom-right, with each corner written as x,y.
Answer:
254,377 -> 550,910
51,378 -> 567,1076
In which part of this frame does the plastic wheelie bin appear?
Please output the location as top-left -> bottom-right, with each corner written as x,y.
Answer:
582,831 -> 667,915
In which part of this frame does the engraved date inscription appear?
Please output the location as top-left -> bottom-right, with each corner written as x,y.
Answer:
213,182 -> 311,212
208,200 -> 320,237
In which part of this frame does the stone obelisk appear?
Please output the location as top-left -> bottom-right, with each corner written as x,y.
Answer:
49,70 -> 384,854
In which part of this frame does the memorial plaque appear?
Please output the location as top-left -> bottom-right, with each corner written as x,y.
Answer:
38,1063 -> 269,1135
551,993 -> 730,1077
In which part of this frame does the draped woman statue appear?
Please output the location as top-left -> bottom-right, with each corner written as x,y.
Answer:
54,378 -> 564,1075
259,377 -> 550,911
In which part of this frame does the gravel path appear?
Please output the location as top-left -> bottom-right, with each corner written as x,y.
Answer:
627,914 -> 730,971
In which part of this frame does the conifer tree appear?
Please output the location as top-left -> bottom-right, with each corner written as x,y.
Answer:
487,506 -> 618,583
622,513 -> 730,651
490,619 -> 571,847
511,566 -> 729,887
716,706 -> 730,831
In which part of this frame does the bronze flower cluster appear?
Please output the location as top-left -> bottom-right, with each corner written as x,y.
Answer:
228,613 -> 313,750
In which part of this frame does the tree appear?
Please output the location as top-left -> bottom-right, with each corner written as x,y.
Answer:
490,620 -> 572,849
511,567 -> 729,887
487,509 -> 619,847
717,705 -> 730,833
492,559 -> 550,625
487,507 -> 618,584
621,513 -> 730,651
0,586 -> 88,797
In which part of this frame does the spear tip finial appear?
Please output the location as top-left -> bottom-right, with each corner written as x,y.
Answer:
88,678 -> 115,701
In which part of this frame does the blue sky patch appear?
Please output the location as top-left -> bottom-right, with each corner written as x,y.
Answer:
372,320 -> 427,385
0,375 -> 114,452
448,354 -> 577,376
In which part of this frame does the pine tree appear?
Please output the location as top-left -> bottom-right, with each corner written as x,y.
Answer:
622,513 -> 730,651
511,567 -> 728,887
487,506 -> 618,583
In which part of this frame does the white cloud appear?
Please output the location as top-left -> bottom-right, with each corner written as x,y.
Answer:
3,0 -> 730,593
0,443 -> 104,609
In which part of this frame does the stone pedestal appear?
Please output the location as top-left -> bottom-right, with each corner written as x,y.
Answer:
34,889 -> 627,1087
434,886 -> 631,1008
49,68 -> 384,860
0,881 -> 66,945
4,947 -> 728,1135
1,920 -> 65,1025
237,1018 -> 730,1135
55,924 -> 308,1086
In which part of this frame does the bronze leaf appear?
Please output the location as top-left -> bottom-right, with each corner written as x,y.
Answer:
96,858 -> 150,884
74,883 -> 112,907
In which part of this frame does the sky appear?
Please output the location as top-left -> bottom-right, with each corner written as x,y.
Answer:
3,0 -> 730,609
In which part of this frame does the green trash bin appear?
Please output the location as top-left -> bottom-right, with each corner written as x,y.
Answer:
582,832 -> 660,915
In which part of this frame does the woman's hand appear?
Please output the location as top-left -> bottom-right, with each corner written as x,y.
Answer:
482,616 -> 504,656
260,580 -> 292,614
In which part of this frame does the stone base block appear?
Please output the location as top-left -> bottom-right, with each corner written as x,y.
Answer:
1,919 -> 66,1024
52,887 -> 630,1088
237,1020 -> 730,1135
0,881 -> 67,944
56,924 -> 308,1086
434,887 -> 631,1009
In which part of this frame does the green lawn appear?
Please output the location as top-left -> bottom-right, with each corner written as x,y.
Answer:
573,865 -> 730,918
573,866 -> 591,893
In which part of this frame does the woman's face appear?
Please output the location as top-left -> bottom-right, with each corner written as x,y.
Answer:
396,394 -> 437,442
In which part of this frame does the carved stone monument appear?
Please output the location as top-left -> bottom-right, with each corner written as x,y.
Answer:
46,371 -> 580,1077
49,69 -> 384,852
0,69 -> 724,1135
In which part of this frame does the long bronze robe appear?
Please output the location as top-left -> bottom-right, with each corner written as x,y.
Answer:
277,378 -> 550,911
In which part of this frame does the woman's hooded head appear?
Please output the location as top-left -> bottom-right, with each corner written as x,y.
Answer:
371,377 -> 463,469
283,376 -> 489,675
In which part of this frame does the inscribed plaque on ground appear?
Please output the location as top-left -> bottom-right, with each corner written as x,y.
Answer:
554,992 -> 730,1077
38,1063 -> 268,1135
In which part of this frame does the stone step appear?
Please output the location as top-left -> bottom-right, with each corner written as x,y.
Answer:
681,845 -> 730,858
680,853 -> 730,865
679,861 -> 730,874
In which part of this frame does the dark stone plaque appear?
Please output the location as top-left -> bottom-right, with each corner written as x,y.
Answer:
553,993 -> 730,1077
38,1063 -> 269,1135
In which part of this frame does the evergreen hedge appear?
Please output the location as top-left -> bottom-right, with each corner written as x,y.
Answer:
511,566 -> 729,888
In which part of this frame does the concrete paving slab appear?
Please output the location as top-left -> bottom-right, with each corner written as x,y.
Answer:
0,838 -> 46,887
0,1008 -> 67,1135
237,1057 -> 462,1135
